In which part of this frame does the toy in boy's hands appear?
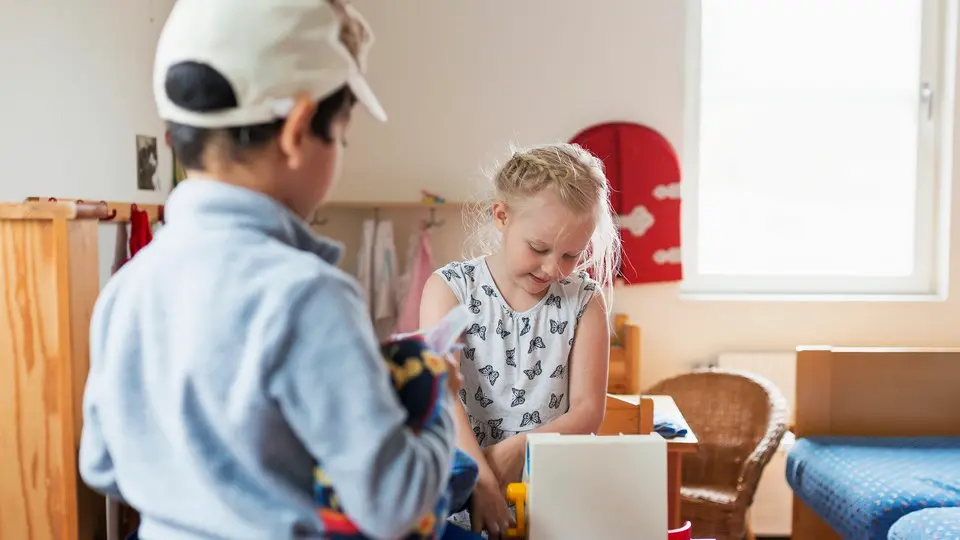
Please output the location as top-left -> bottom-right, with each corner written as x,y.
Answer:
395,305 -> 470,399
394,304 -> 471,354
315,306 -> 479,539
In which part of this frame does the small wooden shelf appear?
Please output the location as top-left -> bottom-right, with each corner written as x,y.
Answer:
324,200 -> 465,209
24,197 -> 165,223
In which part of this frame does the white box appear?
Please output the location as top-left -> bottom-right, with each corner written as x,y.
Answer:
524,433 -> 668,540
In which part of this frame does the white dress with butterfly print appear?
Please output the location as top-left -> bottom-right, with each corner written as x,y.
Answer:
435,257 -> 598,449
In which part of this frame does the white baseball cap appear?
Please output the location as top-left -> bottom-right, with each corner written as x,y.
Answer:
153,0 -> 387,128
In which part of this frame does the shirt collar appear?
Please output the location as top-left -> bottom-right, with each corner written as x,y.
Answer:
164,180 -> 343,264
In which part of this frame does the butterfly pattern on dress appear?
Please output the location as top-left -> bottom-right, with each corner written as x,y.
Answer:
459,388 -> 467,404
463,347 -> 476,361
523,360 -> 542,381
463,264 -> 476,282
519,317 -> 531,337
550,365 -> 565,379
466,323 -> 486,341
468,296 -> 482,314
473,424 -> 486,446
481,285 -> 498,297
510,387 -> 526,407
487,418 -> 504,440
546,294 -> 562,309
549,393 -> 564,409
478,364 -> 500,386
505,348 -> 516,367
527,336 -> 545,354
475,386 -> 494,408
549,319 -> 568,334
496,319 -> 511,339
441,267 -> 462,281
520,410 -> 542,427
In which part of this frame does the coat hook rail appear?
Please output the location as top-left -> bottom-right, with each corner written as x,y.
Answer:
27,197 -> 164,223
425,207 -> 444,229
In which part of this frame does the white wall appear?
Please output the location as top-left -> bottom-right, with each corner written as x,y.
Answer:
333,0 -> 686,203
341,0 -> 960,387
0,0 -> 176,285
5,1 -> 959,388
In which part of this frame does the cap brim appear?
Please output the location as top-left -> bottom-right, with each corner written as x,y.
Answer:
348,72 -> 387,122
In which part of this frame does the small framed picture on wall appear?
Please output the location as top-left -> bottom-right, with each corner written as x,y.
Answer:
136,134 -> 159,191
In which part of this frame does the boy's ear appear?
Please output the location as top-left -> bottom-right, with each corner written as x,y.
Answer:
278,96 -> 318,170
492,200 -> 509,232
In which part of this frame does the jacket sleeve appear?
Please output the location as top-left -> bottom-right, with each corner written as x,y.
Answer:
268,275 -> 456,539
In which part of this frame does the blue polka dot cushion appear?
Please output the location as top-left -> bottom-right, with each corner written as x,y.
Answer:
888,508 -> 960,540
786,437 -> 960,540
314,337 -> 479,539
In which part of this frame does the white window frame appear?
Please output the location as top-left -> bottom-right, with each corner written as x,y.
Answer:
680,0 -> 958,301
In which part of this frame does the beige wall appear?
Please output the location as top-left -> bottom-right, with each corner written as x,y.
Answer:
330,1 -> 960,387
0,0 -> 177,286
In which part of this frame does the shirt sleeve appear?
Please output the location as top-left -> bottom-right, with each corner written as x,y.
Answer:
268,274 -> 456,539
575,273 -> 601,320
432,261 -> 468,304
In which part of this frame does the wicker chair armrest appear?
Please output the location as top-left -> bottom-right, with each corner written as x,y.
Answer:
734,406 -> 789,506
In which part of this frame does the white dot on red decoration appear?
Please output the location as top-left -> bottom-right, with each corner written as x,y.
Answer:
652,182 -> 681,201
617,205 -> 655,237
653,247 -> 681,265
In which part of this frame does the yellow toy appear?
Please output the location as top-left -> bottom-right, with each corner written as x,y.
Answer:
505,483 -> 527,538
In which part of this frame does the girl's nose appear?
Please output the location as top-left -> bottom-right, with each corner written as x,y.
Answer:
542,261 -> 561,280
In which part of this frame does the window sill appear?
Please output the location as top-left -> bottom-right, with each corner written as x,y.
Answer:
677,291 -> 948,303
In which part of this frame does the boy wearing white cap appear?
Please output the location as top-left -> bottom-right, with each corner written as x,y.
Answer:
78,1 -> 458,539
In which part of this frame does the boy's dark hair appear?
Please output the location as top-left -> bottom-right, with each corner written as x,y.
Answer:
165,61 -> 356,169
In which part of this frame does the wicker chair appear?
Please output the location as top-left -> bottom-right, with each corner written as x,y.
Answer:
647,368 -> 788,540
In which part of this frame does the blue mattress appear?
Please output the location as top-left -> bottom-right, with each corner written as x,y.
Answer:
888,508 -> 960,540
786,437 -> 960,540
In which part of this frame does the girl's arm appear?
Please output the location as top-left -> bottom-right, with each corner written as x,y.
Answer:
421,274 -> 514,537
483,293 -> 610,485
419,274 -> 495,476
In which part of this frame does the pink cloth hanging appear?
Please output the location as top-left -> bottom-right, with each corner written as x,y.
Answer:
394,226 -> 435,334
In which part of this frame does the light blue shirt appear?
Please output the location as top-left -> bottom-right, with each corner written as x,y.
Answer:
79,180 -> 456,540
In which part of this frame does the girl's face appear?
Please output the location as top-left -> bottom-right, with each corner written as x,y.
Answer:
493,190 -> 596,296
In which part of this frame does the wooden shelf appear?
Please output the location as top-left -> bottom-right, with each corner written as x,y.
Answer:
24,197 -> 165,223
324,200 -> 465,209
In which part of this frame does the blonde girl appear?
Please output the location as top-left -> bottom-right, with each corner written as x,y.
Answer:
420,142 -> 620,539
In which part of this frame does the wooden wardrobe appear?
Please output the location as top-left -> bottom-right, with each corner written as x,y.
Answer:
0,200 -> 106,540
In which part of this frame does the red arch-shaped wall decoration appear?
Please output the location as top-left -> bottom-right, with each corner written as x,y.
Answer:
570,122 -> 683,285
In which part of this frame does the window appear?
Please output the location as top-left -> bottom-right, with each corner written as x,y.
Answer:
682,0 -> 956,298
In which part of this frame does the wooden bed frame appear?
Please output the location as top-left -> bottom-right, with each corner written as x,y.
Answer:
792,346 -> 960,540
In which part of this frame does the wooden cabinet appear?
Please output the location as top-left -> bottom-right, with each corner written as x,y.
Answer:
1,201 -> 105,540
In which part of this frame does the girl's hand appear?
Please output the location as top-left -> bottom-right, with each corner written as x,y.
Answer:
469,469 -> 513,539
482,437 -> 525,490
